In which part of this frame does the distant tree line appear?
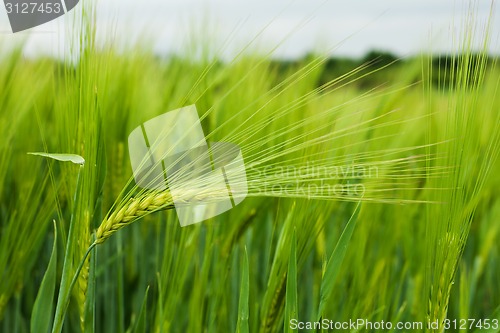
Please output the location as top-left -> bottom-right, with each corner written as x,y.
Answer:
270,50 -> 498,89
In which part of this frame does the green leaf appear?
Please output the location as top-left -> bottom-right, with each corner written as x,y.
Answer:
28,152 -> 85,165
31,221 -> 58,333
284,230 -> 298,333
132,286 -> 150,333
84,241 -> 97,333
236,248 -> 249,333
52,165 -> 85,333
318,202 -> 361,319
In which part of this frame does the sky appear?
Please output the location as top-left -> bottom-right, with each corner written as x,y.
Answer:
0,0 -> 498,59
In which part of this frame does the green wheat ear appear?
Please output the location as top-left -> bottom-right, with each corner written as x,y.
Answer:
95,190 -> 174,244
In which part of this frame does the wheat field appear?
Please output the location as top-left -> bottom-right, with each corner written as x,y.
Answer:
0,2 -> 499,333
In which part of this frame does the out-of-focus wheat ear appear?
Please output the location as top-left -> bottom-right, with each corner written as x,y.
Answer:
77,259 -> 90,332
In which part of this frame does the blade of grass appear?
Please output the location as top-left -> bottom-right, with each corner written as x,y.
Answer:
317,202 -> 361,319
31,221 -> 58,333
52,165 -> 84,333
284,230 -> 298,333
27,153 -> 85,165
236,247 -> 250,333
132,286 -> 150,333
83,236 -> 97,333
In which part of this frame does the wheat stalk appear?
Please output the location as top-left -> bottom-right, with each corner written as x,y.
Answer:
427,232 -> 460,332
